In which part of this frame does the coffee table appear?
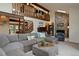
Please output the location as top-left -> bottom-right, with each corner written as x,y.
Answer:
32,43 -> 58,56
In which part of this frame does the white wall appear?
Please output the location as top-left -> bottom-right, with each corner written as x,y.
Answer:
0,23 -> 9,34
24,17 -> 49,33
0,16 -> 9,34
0,3 -> 12,34
0,3 -> 12,13
69,7 -> 79,43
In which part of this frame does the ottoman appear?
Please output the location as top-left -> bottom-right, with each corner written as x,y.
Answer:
32,44 -> 58,56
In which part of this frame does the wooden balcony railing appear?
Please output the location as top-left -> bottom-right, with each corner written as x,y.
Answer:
12,3 -> 50,21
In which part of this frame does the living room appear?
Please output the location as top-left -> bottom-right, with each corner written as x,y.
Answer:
0,3 -> 79,56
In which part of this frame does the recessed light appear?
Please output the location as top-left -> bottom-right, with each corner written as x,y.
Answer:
12,9 -> 16,11
67,26 -> 69,28
27,3 -> 29,5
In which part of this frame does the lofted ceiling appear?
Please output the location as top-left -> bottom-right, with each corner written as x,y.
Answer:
38,3 -> 79,13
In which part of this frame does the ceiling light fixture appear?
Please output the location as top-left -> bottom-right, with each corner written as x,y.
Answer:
57,10 -> 66,13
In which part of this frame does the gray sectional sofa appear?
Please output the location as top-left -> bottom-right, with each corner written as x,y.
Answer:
7,34 -> 37,52
0,34 -> 57,56
0,34 -> 37,56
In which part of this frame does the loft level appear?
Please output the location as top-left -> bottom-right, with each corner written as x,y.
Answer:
12,3 -> 50,21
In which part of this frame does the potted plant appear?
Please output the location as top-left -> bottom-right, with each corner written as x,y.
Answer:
40,37 -> 45,46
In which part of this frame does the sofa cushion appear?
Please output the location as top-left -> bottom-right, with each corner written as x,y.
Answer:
45,36 -> 58,44
20,39 -> 37,46
0,48 -> 6,56
18,34 -> 28,41
45,36 -> 55,43
0,34 -> 10,47
2,42 -> 24,53
5,49 -> 25,56
20,39 -> 37,52
7,34 -> 18,42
